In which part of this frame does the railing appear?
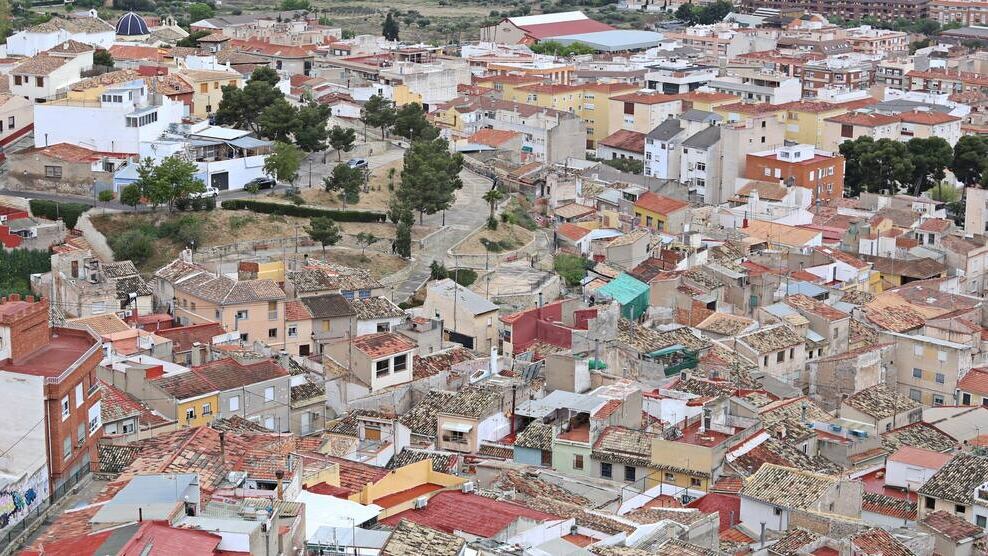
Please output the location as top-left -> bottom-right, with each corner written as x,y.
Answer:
45,324 -> 101,385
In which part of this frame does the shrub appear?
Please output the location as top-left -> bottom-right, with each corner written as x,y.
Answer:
158,215 -> 204,246
486,216 -> 498,230
451,268 -> 477,287
228,214 -> 258,231
0,249 -> 50,296
221,199 -> 386,222
109,230 -> 155,266
29,200 -> 89,229
430,260 -> 448,280
555,253 -> 588,287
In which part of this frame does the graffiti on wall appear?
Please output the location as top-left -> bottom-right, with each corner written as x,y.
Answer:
0,466 -> 48,531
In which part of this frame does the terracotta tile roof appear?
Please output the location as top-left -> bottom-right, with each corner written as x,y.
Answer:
99,379 -> 171,427
959,367 -> 988,395
288,264 -> 382,293
557,222 -> 592,241
478,443 -> 513,459
468,128 -> 520,148
717,102 -> 782,115
863,492 -> 916,521
387,448 -> 460,474
300,293 -> 354,319
825,111 -> 900,127
737,324 -> 803,354
349,296 -> 404,321
97,443 -> 139,474
918,453 -> 988,505
514,420 -> 554,450
380,491 -> 561,537
413,347 -> 475,380
784,294 -> 849,321
591,426 -> 655,468
599,129 -> 646,153
321,456 -> 389,494
518,18 -> 614,39
290,380 -> 324,404
439,386 -> 502,419
400,390 -> 458,437
152,357 -> 287,399
768,528 -> 819,554
209,414 -> 270,433
611,90 -> 683,105
843,383 -> 921,420
899,110 -> 960,125
710,476 -> 743,494
850,528 -> 913,556
228,38 -> 315,59
882,422 -> 957,454
730,437 -> 841,476
109,44 -> 166,62
695,312 -> 754,336
920,510 -> 985,542
283,299 -> 311,321
29,15 -> 114,33
554,202 -> 596,219
381,519 -> 465,556
634,191 -> 688,216
351,332 -> 416,358
155,322 -> 226,351
687,493 -> 739,532
917,218 -> 952,233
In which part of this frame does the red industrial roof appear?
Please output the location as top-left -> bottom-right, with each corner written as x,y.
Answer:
380,491 -> 561,537
519,19 -> 614,39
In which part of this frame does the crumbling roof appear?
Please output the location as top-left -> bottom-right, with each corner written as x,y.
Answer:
741,464 -> 836,509
591,426 -> 656,468
439,386 -> 502,419
300,293 -> 355,319
514,420 -> 554,451
737,324 -> 804,354
350,296 -> 405,320
381,519 -> 465,556
413,347 -> 475,380
400,390 -> 458,437
863,492 -> 916,521
768,528 -> 819,555
784,294 -> 849,321
850,528 -> 914,556
617,319 -> 709,353
387,448 -> 460,474
920,510 -> 984,543
695,312 -> 754,336
731,437 -> 841,476
351,332 -> 416,358
843,383 -> 921,420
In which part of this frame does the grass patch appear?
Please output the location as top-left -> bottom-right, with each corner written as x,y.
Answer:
503,197 -> 538,231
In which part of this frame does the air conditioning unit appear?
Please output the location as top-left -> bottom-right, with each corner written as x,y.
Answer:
461,481 -> 475,493
413,496 -> 429,509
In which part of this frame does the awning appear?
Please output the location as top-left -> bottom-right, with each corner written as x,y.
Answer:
227,136 -> 273,149
441,422 -> 473,433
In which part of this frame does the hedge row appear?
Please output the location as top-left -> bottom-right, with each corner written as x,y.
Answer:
29,200 -> 90,229
220,199 -> 386,222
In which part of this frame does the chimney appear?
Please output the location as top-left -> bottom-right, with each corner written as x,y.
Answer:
275,469 -> 285,500
219,431 -> 226,464
190,342 -> 203,366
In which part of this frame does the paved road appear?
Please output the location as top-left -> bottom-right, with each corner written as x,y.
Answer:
392,168 -> 492,302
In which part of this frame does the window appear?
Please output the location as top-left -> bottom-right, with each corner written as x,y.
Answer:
624,465 -> 636,482
763,356 -> 768,366
213,81 -> 220,90
645,215 -> 653,228
77,422 -> 85,444
200,83 -> 209,93
61,396 -> 70,420
789,348 -> 794,359
268,328 -> 278,339
121,420 -> 135,434
35,76 -> 43,87
13,75 -> 21,85
264,416 -> 275,430
773,507 -> 783,516
690,477 -> 702,488
664,472 -> 675,482
186,407 -> 196,420
63,436 -> 71,461
935,372 -> 945,384
777,351 -> 784,363
75,383 -> 84,408
956,504 -> 966,514
105,422 -> 118,435
910,389 -> 922,402
601,462 -> 612,478
913,368 -> 922,379
933,394 -> 945,406
764,167 -> 771,177
573,454 -> 584,470
623,102 -> 634,115
977,515 -> 987,528
376,322 -> 389,332
938,350 -> 947,362
229,395 -> 240,412
393,353 -> 407,372
288,325 -> 298,338
914,345 -> 924,357
190,302 -> 196,312
202,403 -> 212,415
445,430 -> 466,444
264,386 -> 275,402
45,166 -> 62,178
376,359 -> 390,378
236,310 -> 248,320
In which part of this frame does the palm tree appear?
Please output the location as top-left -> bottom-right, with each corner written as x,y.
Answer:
482,187 -> 505,223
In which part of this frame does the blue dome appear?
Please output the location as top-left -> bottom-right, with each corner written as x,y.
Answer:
116,12 -> 149,36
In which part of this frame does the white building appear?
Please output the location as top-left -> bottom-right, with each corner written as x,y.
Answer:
679,125 -> 722,201
885,446 -> 952,491
5,16 -> 114,57
644,61 -> 718,95
378,60 -> 471,110
34,79 -> 184,154
705,71 -> 802,105
9,41 -> 94,103
114,122 -> 271,192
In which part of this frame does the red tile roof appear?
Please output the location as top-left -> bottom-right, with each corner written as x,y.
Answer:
14,143 -> 135,162
109,44 -> 165,62
888,445 -> 953,469
285,299 -> 312,321
825,111 -> 899,127
99,379 -> 171,428
468,128 -> 520,148
611,91 -> 682,105
899,110 -> 960,125
229,38 -> 315,59
687,493 -> 740,532
959,368 -> 988,396
118,521 -> 223,555
921,510 -> 985,542
557,222 -> 591,241
599,129 -> 645,154
152,357 -> 287,399
155,322 -> 226,351
634,191 -> 688,216
592,399 -> 622,419
718,102 -> 782,115
380,491 -> 561,537
352,332 -> 416,358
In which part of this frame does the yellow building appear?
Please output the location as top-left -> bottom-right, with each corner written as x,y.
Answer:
178,68 -> 243,119
473,74 -> 548,99
392,83 -> 423,107
680,91 -> 741,112
773,99 -> 875,147
175,392 -> 219,427
505,82 -> 639,148
348,459 -> 465,518
649,434 -> 714,491
486,61 -> 574,84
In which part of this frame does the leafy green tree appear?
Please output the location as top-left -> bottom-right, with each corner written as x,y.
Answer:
382,11 -> 400,41
395,221 -> 412,258
393,103 -> 438,141
249,66 -> 280,87
554,254 -> 587,287
244,181 -> 261,196
430,260 -> 448,279
482,188 -> 504,229
176,30 -> 211,47
355,232 -> 378,256
156,156 -> 205,211
98,189 -> 114,205
188,2 -> 214,21
265,141 -> 303,191
323,163 -> 363,206
305,216 -> 341,253
258,98 -> 299,142
928,182 -> 960,203
120,183 -> 142,209
110,229 -> 155,266
529,41 -> 595,56
280,0 -> 310,9
361,94 -> 396,138
950,135 -> 988,186
840,136 -> 914,195
215,68 -> 284,133
328,125 -> 356,161
398,138 -> 463,224
295,101 -> 331,153
906,137 -> 953,195
0,249 -> 50,297
93,48 -> 113,68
